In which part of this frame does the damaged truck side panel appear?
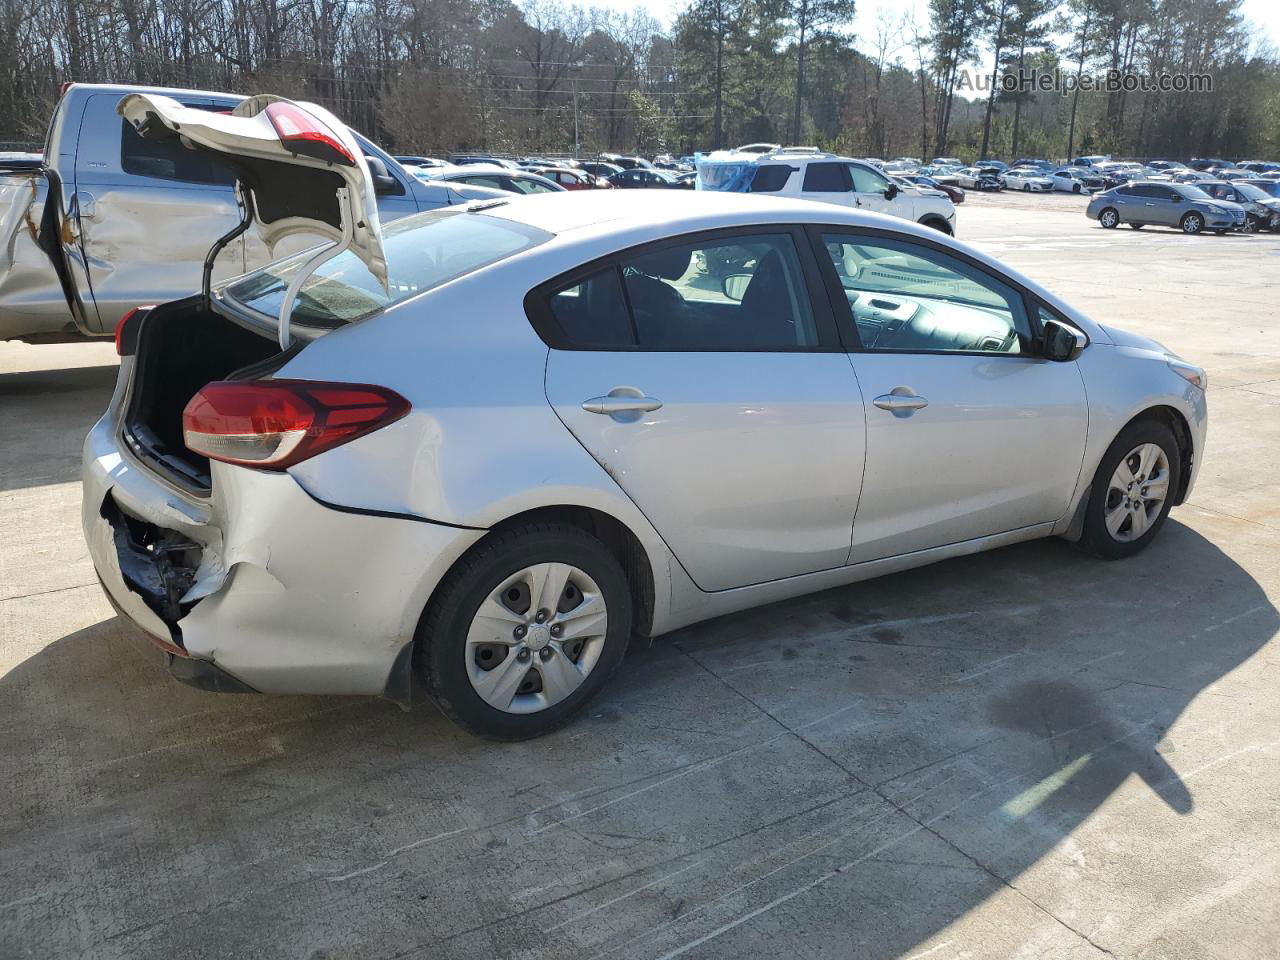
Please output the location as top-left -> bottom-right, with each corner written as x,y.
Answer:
1,83 -> 495,343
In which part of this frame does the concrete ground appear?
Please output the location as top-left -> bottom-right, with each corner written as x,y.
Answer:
3,193 -> 1279,960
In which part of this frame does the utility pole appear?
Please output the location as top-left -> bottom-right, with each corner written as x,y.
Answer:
571,62 -> 583,157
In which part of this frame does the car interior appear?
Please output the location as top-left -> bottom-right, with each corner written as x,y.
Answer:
824,239 -> 1025,353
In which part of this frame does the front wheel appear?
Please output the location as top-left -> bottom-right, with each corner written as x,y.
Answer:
1181,212 -> 1204,234
416,524 -> 633,739
1080,420 -> 1181,560
1099,208 -> 1120,228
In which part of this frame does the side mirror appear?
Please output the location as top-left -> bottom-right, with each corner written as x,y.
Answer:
885,183 -> 899,200
364,156 -> 399,195
1041,318 -> 1087,362
722,274 -> 753,302
1169,194 -> 1182,203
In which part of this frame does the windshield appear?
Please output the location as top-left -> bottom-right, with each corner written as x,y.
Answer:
225,209 -> 550,326
1233,182 -> 1271,201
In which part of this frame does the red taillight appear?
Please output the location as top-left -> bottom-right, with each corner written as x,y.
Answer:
264,102 -> 355,167
115,305 -> 154,356
182,380 -> 410,470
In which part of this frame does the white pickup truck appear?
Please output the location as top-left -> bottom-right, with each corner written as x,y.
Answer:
0,83 -> 501,343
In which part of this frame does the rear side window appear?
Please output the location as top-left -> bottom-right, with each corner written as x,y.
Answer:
226,209 -> 550,326
802,162 -> 850,192
751,165 -> 793,192
534,232 -> 820,351
120,118 -> 237,186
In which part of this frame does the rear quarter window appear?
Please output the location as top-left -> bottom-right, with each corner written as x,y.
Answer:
120,117 -> 237,186
225,209 -> 551,326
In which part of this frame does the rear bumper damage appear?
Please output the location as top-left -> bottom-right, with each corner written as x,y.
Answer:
82,412 -> 484,699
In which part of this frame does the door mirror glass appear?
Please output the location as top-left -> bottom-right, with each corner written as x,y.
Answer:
722,274 -> 752,302
1169,193 -> 1182,203
1041,317 -> 1087,362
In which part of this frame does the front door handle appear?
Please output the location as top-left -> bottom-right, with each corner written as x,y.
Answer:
873,389 -> 929,416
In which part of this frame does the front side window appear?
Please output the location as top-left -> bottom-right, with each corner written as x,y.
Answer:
849,164 -> 891,193
821,233 -> 1031,354
227,209 -> 549,326
537,233 -> 819,351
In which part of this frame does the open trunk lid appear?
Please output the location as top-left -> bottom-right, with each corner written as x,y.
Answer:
117,93 -> 389,317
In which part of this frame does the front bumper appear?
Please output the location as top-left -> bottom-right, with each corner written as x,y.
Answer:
82,414 -> 484,696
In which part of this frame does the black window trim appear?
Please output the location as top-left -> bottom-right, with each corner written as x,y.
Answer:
524,224 -> 843,353
802,223 -> 1060,359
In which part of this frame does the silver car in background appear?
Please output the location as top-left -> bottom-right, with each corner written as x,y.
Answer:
1088,181 -> 1246,233
83,96 -> 1208,740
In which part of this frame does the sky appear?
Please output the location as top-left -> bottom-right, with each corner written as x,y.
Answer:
570,0 -> 1280,55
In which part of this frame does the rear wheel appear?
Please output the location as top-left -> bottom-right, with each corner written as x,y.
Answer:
416,524 -> 633,740
1181,212 -> 1204,234
1080,419 -> 1181,560
1130,223 -> 1144,229
1099,208 -> 1120,228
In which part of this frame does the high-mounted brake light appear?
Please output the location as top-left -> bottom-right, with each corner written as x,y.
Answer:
264,102 -> 355,167
182,380 -> 410,470
115,305 -> 155,356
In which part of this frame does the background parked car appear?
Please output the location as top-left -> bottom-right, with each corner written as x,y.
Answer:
609,168 -> 683,189
1087,181 -> 1246,234
1197,180 -> 1280,231
573,160 -> 623,179
1051,168 -> 1106,193
529,166 -> 611,190
900,174 -> 965,203
954,166 -> 1004,190
427,167 -> 565,194
394,155 -> 451,169
1002,168 -> 1054,191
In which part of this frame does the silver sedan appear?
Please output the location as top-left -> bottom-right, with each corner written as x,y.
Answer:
83,97 -> 1208,739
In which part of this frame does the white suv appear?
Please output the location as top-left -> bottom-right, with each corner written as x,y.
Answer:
697,147 -> 957,234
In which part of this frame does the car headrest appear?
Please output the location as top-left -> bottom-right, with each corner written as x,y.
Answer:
635,246 -> 692,281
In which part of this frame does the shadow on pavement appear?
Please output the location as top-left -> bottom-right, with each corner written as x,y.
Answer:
1,517 -> 1274,959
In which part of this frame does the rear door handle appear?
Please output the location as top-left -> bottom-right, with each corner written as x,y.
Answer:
582,396 -> 662,415
873,390 -> 929,416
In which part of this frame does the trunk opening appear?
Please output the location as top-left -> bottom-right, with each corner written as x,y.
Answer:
123,298 -> 286,493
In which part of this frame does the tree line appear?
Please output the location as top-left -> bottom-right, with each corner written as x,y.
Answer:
0,0 -> 1275,161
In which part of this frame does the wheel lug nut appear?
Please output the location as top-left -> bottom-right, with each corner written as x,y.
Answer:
550,623 -> 563,637
517,648 -> 530,662
513,625 -> 527,640
539,647 -> 553,661
535,609 -> 549,624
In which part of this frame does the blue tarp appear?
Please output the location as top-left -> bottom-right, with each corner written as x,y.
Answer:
695,159 -> 756,193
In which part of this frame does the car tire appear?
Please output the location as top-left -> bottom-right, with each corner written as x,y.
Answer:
1099,208 -> 1119,228
1130,223 -> 1144,229
1023,183 -> 1030,192
1181,212 -> 1205,234
416,523 -> 633,740
1079,419 -> 1182,561
1073,184 -> 1081,194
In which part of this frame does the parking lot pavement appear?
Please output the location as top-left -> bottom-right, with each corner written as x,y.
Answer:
3,201 -> 1279,960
